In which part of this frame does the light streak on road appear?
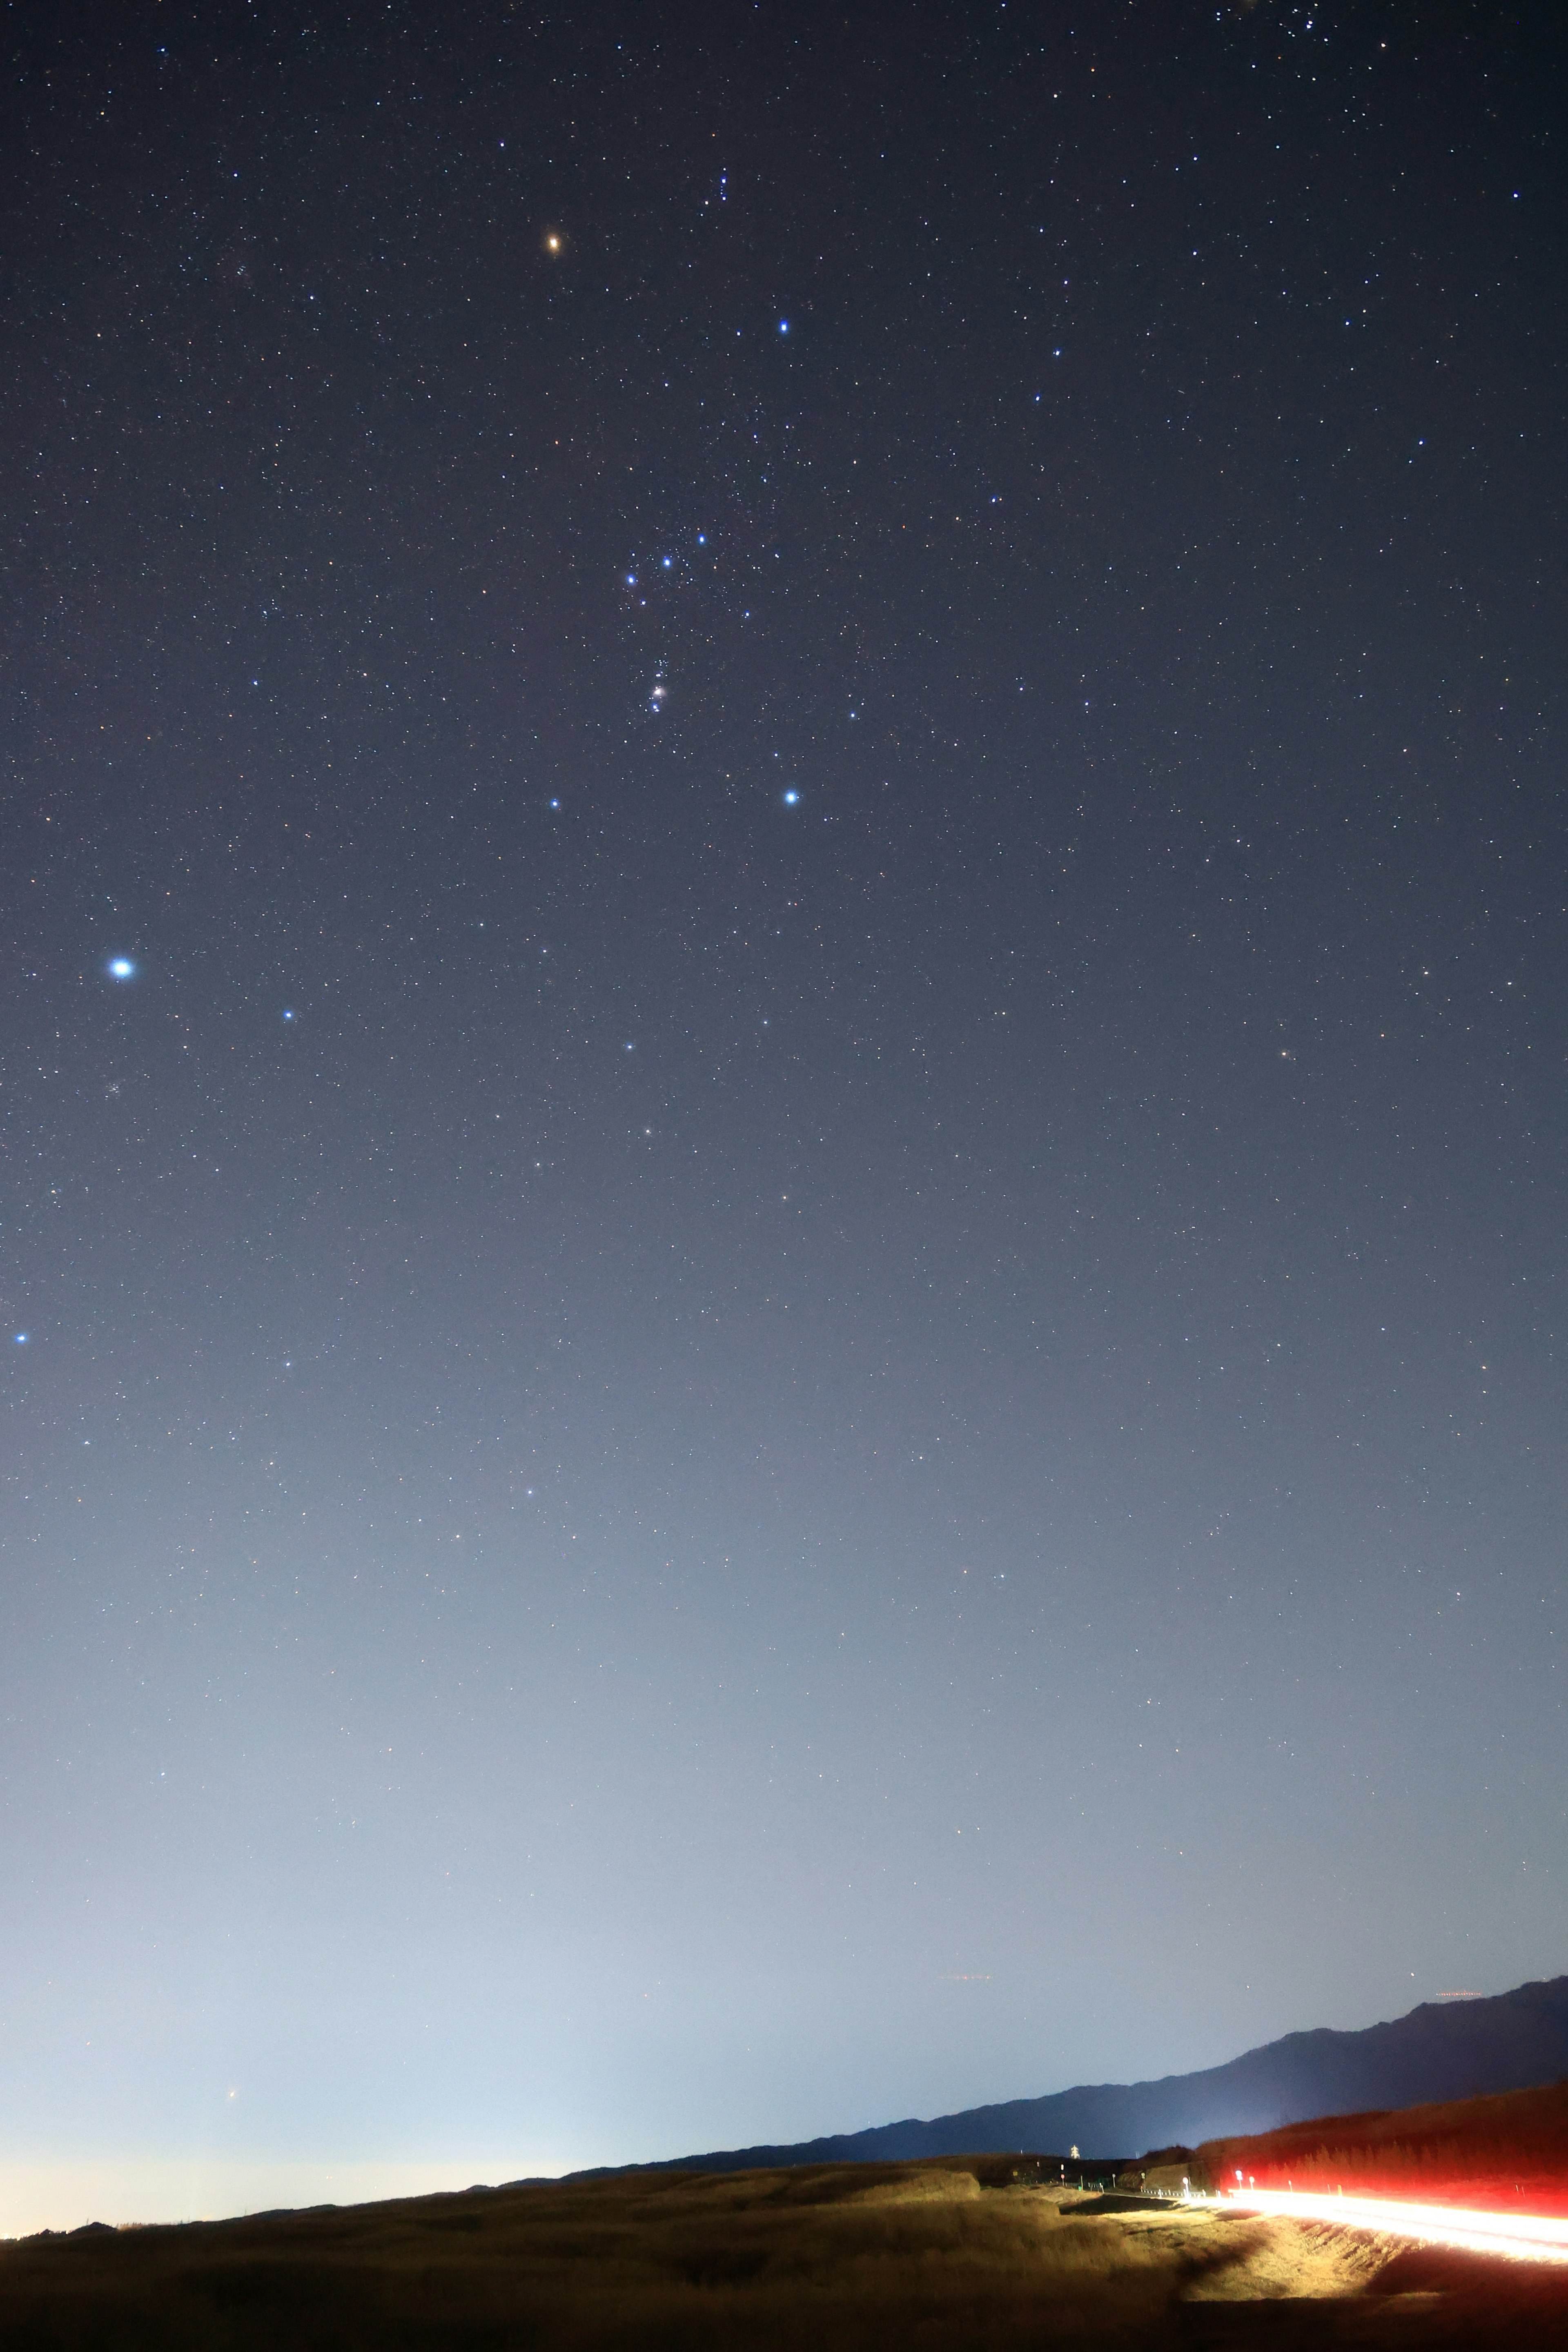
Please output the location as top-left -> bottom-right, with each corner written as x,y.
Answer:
1207,2186 -> 1568,2265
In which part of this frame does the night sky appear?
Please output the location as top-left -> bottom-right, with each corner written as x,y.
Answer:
3,0 -> 1566,2227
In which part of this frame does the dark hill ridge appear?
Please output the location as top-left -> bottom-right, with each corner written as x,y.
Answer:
575,1973 -> 1568,2178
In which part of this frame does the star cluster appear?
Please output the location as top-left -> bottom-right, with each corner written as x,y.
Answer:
1,0 -> 1564,2202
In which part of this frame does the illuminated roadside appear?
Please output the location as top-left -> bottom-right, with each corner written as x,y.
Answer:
1203,2185 -> 1568,2265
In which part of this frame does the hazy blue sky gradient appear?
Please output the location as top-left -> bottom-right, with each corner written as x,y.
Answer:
3,0 -> 1564,2229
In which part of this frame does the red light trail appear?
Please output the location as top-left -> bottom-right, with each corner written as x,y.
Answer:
1212,2186 -> 1568,2265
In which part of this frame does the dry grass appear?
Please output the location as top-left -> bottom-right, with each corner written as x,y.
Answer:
1199,2078 -> 1568,2212
3,2153 -> 1566,2350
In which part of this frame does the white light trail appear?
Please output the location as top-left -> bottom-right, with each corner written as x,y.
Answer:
1210,2186 -> 1568,2266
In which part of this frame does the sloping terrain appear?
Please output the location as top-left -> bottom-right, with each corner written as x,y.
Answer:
577,1975 -> 1568,2176
4,2157 -> 1566,2350
1198,2077 -> 1568,2211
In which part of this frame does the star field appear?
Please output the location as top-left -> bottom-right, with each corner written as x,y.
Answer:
1,0 -> 1565,2211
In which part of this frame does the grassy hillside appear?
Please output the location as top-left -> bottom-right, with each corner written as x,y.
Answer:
4,2153 -> 1568,2350
1198,2078 -> 1568,2210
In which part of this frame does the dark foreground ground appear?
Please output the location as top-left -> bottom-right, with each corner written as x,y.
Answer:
3,2156 -> 1566,2351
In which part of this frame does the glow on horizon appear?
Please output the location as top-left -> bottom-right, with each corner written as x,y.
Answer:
0,2154 -> 578,2241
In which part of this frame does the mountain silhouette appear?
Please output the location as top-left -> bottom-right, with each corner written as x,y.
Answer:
573,1974 -> 1568,2176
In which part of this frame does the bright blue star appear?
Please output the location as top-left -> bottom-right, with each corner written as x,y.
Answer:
662,556 -> 673,569
783,789 -> 800,806
13,1332 -> 28,1345
283,1009 -> 295,1022
109,958 -> 135,980
626,573 -> 637,586
778,319 -> 789,334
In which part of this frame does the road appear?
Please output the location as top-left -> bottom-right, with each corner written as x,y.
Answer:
1208,2185 -> 1568,2265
